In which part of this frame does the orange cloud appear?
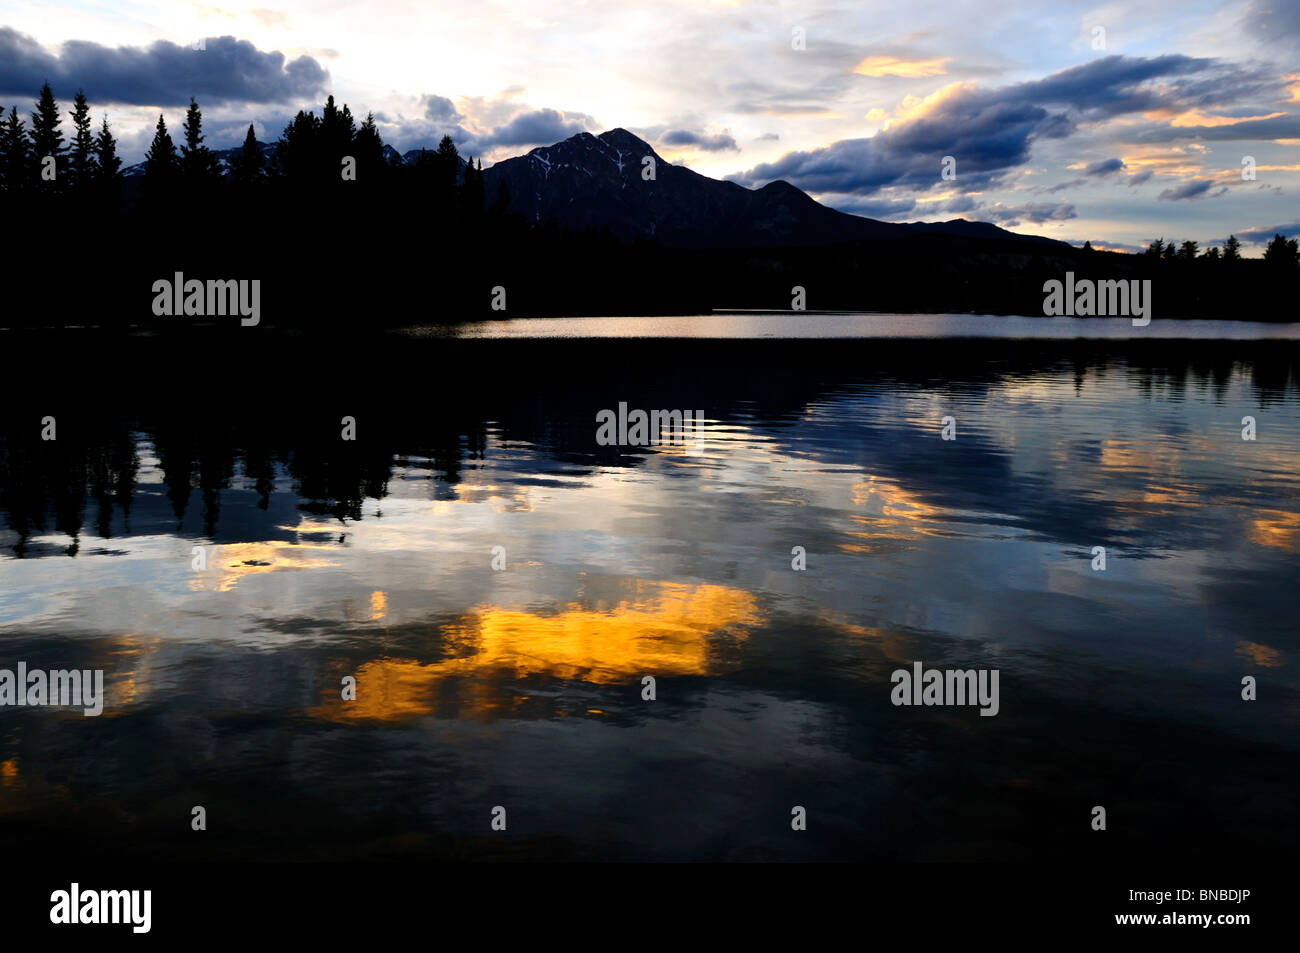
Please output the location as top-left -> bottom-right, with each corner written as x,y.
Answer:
854,56 -> 950,78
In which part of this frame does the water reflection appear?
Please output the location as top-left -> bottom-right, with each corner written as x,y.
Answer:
1,344 -> 1297,860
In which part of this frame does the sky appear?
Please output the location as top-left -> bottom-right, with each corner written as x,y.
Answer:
1,0 -> 1297,252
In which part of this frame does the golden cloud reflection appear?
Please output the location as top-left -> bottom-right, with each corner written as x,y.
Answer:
841,475 -> 946,552
188,541 -> 340,593
308,581 -> 763,722
1236,640 -> 1284,668
1247,510 -> 1300,552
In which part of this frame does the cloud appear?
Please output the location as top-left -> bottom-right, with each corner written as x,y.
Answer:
980,202 -> 1077,227
482,107 -> 592,147
1084,157 -> 1125,175
1131,114 -> 1300,142
658,128 -> 739,152
824,195 -> 918,219
755,132 -> 780,141
1158,179 -> 1217,200
1128,168 -> 1155,186
1236,223 -> 1300,243
729,55 -> 1259,199
940,195 -> 981,213
381,97 -> 598,157
1240,2 -> 1300,49
248,9 -> 289,29
423,94 -> 463,123
852,55 -> 950,78
0,27 -> 328,106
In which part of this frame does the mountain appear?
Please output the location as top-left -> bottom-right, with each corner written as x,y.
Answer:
120,126 -> 1063,249
479,128 -> 1066,249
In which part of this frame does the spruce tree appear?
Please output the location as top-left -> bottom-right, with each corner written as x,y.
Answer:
180,97 -> 221,185
93,115 -> 123,208
272,109 -> 321,182
1223,235 -> 1241,261
0,106 -> 32,192
30,82 -> 65,188
1263,233 -> 1299,269
142,113 -> 180,202
68,89 -> 96,188
4,107 -> 34,192
229,123 -> 266,186
434,134 -> 460,207
354,112 -> 386,182
94,116 -> 122,180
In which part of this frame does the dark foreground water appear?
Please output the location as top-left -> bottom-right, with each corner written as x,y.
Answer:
0,335 -> 1297,861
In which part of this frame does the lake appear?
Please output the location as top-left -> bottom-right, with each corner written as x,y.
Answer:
0,332 -> 1297,860
402,312 -> 1300,339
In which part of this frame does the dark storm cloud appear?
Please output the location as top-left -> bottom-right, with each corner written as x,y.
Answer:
658,129 -> 739,152
729,55 -> 1278,198
0,28 -> 328,106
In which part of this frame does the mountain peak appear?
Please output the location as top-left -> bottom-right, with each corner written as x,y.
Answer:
597,127 -> 653,153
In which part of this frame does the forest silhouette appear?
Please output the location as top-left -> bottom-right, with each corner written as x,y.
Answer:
1,86 -> 1297,327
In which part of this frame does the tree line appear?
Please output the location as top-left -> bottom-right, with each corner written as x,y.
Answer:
0,83 -> 123,196
0,84 -> 504,222
1138,235 -> 1299,269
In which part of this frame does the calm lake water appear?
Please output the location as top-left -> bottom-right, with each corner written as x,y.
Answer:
1,334 -> 1297,861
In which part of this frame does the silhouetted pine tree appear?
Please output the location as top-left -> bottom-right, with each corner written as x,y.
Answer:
1263,233 -> 1299,269
462,154 -> 485,218
353,112 -> 386,184
434,134 -> 460,208
94,116 -> 122,180
141,113 -> 180,204
228,124 -> 266,186
272,109 -> 322,184
180,97 -> 222,186
320,95 -> 357,177
93,115 -> 123,208
67,89 -> 95,188
30,82 -> 65,191
1223,235 -> 1241,261
0,106 -> 34,193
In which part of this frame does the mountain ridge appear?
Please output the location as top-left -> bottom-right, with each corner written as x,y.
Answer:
123,126 -> 1066,249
